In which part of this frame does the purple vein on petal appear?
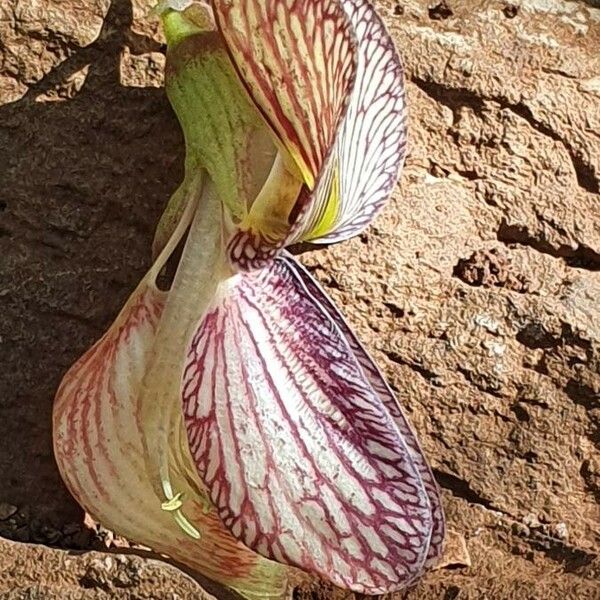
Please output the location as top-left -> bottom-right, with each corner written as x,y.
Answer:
181,258 -> 439,593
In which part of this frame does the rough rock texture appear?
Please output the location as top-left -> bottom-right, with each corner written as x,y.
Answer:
0,537 -> 210,599
0,0 -> 598,598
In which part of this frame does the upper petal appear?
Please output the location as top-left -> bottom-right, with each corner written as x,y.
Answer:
211,0 -> 357,190
294,0 -> 408,243
182,257 -> 438,593
161,0 -> 406,270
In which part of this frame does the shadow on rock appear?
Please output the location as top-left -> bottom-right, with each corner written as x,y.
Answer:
0,0 -> 183,547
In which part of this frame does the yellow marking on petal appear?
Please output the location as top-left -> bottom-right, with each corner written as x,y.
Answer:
306,168 -> 340,240
283,145 -> 314,190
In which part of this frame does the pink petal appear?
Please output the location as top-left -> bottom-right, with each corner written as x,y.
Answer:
182,257 -> 441,593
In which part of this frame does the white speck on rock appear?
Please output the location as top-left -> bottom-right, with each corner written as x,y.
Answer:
553,522 -> 569,540
484,340 -> 506,357
523,513 -> 541,528
517,31 -> 560,49
579,76 -> 600,97
474,314 -> 500,333
410,25 -> 473,53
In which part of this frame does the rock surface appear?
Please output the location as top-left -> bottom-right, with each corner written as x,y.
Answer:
0,537 -> 211,599
0,0 -> 598,598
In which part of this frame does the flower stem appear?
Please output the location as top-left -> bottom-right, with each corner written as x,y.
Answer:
140,174 -> 228,531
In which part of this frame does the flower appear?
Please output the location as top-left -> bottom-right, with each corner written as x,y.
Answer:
53,1 -> 444,598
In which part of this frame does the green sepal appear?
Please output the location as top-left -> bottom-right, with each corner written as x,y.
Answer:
162,13 -> 276,225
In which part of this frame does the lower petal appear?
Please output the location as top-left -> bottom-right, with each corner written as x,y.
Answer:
282,255 -> 445,567
53,280 -> 288,599
182,257 -> 441,593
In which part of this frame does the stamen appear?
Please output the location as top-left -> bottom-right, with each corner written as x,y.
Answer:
161,492 -> 184,511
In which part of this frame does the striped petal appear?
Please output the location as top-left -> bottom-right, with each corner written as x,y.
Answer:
294,0 -> 408,243
282,255 -> 445,566
54,280 -> 287,598
53,194 -> 288,599
212,0 -> 357,189
182,257 -> 438,593
211,0 -> 358,269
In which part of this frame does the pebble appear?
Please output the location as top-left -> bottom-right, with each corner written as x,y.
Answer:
552,522 -> 569,540
522,513 -> 541,528
0,502 -> 18,520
